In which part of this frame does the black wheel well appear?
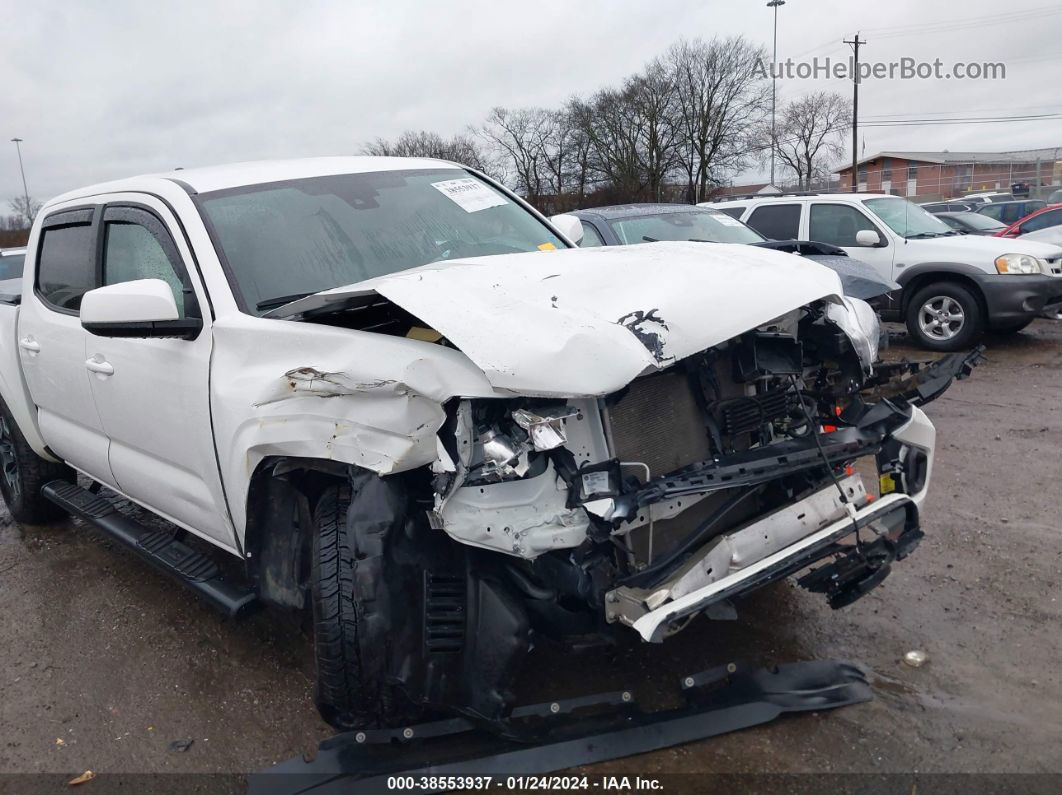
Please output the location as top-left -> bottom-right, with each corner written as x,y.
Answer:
901,272 -> 987,318
243,457 -> 352,610
243,458 -> 435,610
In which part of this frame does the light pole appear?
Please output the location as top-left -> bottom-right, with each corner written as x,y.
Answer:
767,0 -> 785,188
10,138 -> 31,224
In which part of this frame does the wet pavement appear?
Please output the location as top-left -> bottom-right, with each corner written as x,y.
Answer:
1,320 -> 1059,782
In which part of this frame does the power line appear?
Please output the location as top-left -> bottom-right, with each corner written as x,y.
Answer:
861,114 -> 1062,128
861,5 -> 1062,38
862,104 -> 1062,120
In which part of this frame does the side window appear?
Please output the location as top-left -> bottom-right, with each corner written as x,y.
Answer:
1001,205 -> 1024,225
978,205 -> 1003,221
37,210 -> 96,312
808,204 -> 879,247
1022,209 -> 1062,233
716,206 -> 746,219
101,207 -> 193,318
579,222 -> 605,248
746,204 -> 800,240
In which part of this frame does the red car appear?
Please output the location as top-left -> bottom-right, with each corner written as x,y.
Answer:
995,203 -> 1062,238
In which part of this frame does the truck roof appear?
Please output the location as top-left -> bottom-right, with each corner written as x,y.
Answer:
710,193 -> 894,204
45,156 -> 465,207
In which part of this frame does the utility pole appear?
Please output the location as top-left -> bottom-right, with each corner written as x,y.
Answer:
843,34 -> 863,193
767,0 -> 785,188
10,138 -> 31,223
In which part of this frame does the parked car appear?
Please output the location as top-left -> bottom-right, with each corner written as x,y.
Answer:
555,203 -> 897,299
994,204 -> 1062,239
935,212 -> 1008,236
0,157 -> 969,731
1048,188 -> 1062,204
705,192 -> 1062,350
0,247 -> 25,296
962,192 -> 1014,205
920,201 -> 976,214
976,200 -> 1046,226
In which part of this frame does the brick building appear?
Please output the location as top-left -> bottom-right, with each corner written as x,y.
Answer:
835,147 -> 1062,200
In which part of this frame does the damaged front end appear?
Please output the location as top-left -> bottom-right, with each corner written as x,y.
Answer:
428,297 -> 979,646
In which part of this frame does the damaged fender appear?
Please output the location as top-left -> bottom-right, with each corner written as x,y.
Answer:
209,315 -> 497,537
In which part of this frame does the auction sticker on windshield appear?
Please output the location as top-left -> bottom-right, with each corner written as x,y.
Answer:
432,178 -> 508,212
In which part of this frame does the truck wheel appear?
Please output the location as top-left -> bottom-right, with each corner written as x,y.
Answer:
0,400 -> 74,523
905,283 -> 984,352
310,472 -> 418,730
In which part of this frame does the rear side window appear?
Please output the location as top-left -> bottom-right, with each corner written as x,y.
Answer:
746,204 -> 800,240
37,211 -> 95,312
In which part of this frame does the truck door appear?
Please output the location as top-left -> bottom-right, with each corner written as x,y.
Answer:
17,207 -> 117,487
82,199 -> 235,551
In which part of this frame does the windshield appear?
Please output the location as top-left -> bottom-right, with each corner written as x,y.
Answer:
0,253 -> 24,280
863,197 -> 953,239
197,169 -> 566,313
608,209 -> 765,245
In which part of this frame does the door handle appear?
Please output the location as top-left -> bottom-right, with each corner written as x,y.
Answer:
85,357 -> 114,377
18,337 -> 40,353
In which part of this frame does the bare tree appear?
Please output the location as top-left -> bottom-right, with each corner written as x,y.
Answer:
9,196 -> 42,227
478,107 -> 552,204
624,59 -> 681,201
574,87 -> 647,201
767,92 -> 852,190
666,37 -> 770,203
362,129 -> 498,177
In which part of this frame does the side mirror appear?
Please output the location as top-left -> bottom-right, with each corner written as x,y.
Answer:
80,279 -> 201,339
549,214 -> 584,246
855,229 -> 883,247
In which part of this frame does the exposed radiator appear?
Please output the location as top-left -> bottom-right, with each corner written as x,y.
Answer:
605,370 -> 713,481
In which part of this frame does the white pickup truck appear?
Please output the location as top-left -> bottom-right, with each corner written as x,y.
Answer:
0,158 -> 977,730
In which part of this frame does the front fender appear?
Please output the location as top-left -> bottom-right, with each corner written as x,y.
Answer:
210,314 -> 498,540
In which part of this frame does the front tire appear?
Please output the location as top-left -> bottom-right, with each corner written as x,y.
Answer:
0,399 -> 74,523
310,472 -> 418,730
905,282 -> 984,352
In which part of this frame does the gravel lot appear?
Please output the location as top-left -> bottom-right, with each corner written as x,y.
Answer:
1,320 -> 1059,787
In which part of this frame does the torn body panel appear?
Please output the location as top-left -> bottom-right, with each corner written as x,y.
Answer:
209,315 -> 498,537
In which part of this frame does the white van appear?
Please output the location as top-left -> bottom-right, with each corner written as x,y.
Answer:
703,193 -> 1062,350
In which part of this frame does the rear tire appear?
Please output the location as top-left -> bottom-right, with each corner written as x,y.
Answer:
0,399 -> 74,524
905,282 -> 984,352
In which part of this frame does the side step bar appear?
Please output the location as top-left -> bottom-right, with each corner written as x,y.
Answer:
42,480 -> 257,618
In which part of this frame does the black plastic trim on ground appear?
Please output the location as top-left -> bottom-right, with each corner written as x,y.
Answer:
249,659 -> 873,795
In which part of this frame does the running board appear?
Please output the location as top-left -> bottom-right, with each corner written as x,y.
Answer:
42,480 -> 256,618
250,659 -> 873,794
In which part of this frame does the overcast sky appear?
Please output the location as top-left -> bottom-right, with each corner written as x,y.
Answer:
2,0 -> 1060,203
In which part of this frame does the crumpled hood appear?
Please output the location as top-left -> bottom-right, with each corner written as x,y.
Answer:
273,242 -> 844,396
